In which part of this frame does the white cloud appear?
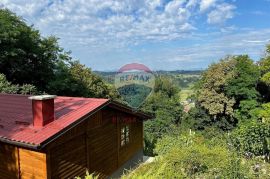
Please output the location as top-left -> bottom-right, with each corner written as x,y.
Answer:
200,0 -> 216,12
243,39 -> 270,44
0,0 -> 239,70
207,3 -> 236,25
161,28 -> 270,67
0,1 -> 192,47
186,0 -> 199,8
146,0 -> 163,10
0,0 -> 236,48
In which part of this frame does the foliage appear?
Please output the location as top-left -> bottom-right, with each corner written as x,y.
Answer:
143,136 -> 157,157
0,9 -> 69,91
234,100 -> 259,122
195,55 -> 262,130
261,72 -> 270,86
184,105 -> 212,130
257,102 -> 270,123
197,57 -> 236,117
128,45 -> 270,178
0,73 -> 37,94
47,52 -> 119,99
0,9 -> 118,99
143,92 -> 183,155
153,75 -> 179,98
67,61 -> 117,98
225,55 -> 260,103
258,44 -> 270,102
0,73 -> 19,93
142,76 -> 183,156
19,84 -> 38,95
75,171 -> 98,179
125,130 -> 268,179
172,74 -> 200,88
47,60 -> 118,98
258,44 -> 270,75
231,121 -> 270,157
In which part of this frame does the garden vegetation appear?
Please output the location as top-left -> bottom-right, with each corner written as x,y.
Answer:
126,49 -> 270,178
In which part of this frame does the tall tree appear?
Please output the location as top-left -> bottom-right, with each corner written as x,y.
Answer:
0,9 -> 119,99
197,57 -> 236,118
225,55 -> 260,104
0,9 -> 69,91
142,76 -> 183,155
258,44 -> 270,101
224,55 -> 260,122
196,55 -> 261,128
48,61 -> 120,99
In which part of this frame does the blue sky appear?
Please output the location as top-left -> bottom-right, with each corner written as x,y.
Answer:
1,0 -> 270,71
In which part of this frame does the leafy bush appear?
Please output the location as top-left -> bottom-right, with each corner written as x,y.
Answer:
126,131 -> 257,179
142,76 -> 183,156
234,100 -> 259,122
156,132 -> 232,178
231,121 -> 270,156
75,171 -> 98,179
19,84 -> 38,95
184,106 -> 212,130
0,73 -> 38,94
257,102 -> 270,123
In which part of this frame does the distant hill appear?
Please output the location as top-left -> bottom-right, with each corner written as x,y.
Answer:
94,70 -> 203,76
94,70 -> 202,90
155,70 -> 203,75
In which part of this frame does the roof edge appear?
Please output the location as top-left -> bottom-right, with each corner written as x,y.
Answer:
39,100 -> 111,150
0,137 -> 39,150
108,100 -> 153,119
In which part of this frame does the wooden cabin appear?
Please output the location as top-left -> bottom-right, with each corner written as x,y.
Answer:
0,94 -> 151,179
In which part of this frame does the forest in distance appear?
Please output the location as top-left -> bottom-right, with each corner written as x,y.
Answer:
1,8 -> 270,178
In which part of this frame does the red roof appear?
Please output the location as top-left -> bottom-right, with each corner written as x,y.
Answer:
0,94 -> 109,148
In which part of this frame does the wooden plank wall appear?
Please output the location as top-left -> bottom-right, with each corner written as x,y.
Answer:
45,107 -> 143,179
0,142 -> 47,179
0,142 -> 19,179
87,109 -> 118,178
118,116 -> 143,166
46,121 -> 87,179
19,148 -> 47,179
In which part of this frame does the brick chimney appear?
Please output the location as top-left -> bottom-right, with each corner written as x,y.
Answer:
28,95 -> 56,127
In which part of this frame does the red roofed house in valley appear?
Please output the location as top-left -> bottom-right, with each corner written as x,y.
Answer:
0,94 -> 151,179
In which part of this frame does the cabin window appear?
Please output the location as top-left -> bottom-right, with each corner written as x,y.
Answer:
120,125 -> 130,147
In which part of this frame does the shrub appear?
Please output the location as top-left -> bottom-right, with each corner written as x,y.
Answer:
231,121 -> 270,157
126,131 -> 255,179
75,171 -> 98,179
0,73 -> 38,94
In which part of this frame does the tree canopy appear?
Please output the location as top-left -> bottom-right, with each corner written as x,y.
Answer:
0,73 -> 37,94
193,54 -> 266,130
0,9 -> 119,99
142,76 -> 183,155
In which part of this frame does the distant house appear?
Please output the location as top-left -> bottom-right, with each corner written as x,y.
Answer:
0,94 -> 151,179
